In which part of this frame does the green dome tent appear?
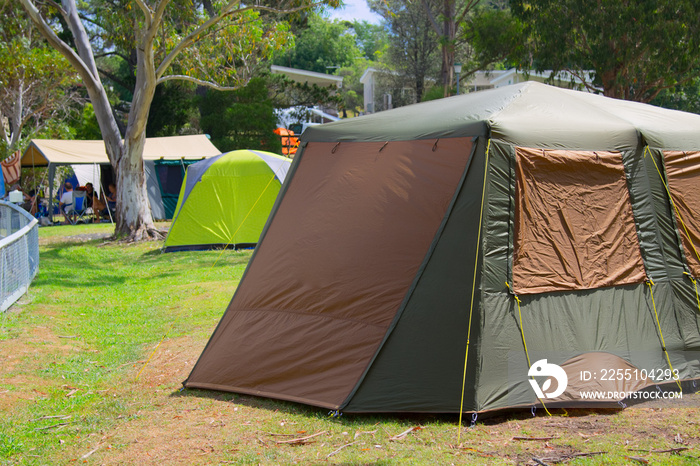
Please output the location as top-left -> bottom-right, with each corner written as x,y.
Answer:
163,150 -> 291,252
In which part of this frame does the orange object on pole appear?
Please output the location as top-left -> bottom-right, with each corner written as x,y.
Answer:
274,128 -> 299,157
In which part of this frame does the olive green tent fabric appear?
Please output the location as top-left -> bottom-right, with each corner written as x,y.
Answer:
663,151 -> 700,277
163,150 -> 291,252
185,82 -> 700,413
300,82 -> 700,150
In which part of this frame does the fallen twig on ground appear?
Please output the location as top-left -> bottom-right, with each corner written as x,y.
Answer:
534,450 -> 607,464
275,431 -> 326,445
327,440 -> 359,458
30,415 -> 71,422
628,447 -> 689,454
622,455 -> 649,464
34,421 -> 75,431
354,429 -> 377,439
513,436 -> 557,441
389,426 -> 422,441
81,445 -> 101,459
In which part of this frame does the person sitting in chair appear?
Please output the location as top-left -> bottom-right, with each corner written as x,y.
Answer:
83,183 -> 98,208
59,182 -> 74,224
93,184 -> 116,222
106,183 -> 117,211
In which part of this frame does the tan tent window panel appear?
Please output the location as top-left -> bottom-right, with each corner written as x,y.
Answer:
663,151 -> 700,277
513,147 -> 646,295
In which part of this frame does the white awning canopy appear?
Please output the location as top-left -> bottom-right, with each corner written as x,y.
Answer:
21,135 -> 221,166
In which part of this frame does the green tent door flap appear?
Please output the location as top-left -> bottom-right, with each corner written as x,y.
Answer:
154,159 -> 198,220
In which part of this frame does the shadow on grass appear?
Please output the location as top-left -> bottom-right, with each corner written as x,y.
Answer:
171,387 -> 625,428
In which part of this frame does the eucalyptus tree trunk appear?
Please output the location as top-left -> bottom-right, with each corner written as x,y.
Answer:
440,0 -> 456,96
20,0 -> 159,240
116,42 -> 160,240
21,0 -> 304,240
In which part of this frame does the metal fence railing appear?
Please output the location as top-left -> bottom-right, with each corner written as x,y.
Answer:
0,201 -> 39,312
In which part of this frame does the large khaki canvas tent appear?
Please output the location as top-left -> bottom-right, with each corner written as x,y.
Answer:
21,135 -> 221,220
185,82 -> 700,413
163,150 -> 291,252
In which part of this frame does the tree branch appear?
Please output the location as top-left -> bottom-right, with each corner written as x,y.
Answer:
456,0 -> 479,27
156,74 -> 241,90
156,0 -> 241,78
134,0 -> 154,26
155,0 -> 323,80
43,0 -> 70,23
0,110 -> 8,145
421,0 -> 441,36
151,0 -> 172,32
97,67 -> 133,91
94,51 -> 131,61
18,0 -> 100,89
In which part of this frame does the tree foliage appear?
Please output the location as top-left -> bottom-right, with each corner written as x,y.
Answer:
369,0 -> 440,102
510,0 -> 700,102
418,0 -> 481,95
0,2 -> 81,158
273,14 -> 361,73
200,78 -> 281,153
146,81 -> 199,137
651,78 -> 700,115
20,0 -> 337,240
349,20 -> 389,61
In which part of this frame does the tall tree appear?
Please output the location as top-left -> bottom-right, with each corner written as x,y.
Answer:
420,0 -> 480,95
369,0 -> 440,102
510,0 -> 700,102
651,78 -> 700,115
349,20 -> 388,61
200,77 -> 281,153
273,14 -> 361,73
19,0 -> 334,240
0,3 -> 80,158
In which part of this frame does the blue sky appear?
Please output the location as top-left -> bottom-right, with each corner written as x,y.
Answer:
328,0 -> 383,24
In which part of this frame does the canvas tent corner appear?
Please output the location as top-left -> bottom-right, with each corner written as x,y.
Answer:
185,82 -> 700,413
163,150 -> 291,252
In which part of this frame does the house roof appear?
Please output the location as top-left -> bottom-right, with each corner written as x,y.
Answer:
271,65 -> 343,88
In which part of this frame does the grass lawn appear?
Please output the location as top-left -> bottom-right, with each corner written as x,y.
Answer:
0,223 -> 698,465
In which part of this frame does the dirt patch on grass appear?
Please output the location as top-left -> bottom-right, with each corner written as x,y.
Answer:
61,332 -> 700,465
0,305 -> 90,410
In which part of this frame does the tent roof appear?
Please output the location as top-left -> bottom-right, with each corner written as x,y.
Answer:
21,135 -> 221,167
303,81 -> 700,151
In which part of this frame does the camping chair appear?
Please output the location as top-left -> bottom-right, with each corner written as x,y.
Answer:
66,190 -> 90,225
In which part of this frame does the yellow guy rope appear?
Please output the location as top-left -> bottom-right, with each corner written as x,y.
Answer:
684,272 -> 700,316
205,160 -> 287,281
646,280 -> 683,391
644,146 -> 697,390
136,322 -> 174,381
506,282 -> 552,417
457,139 -> 490,444
644,147 -> 700,265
